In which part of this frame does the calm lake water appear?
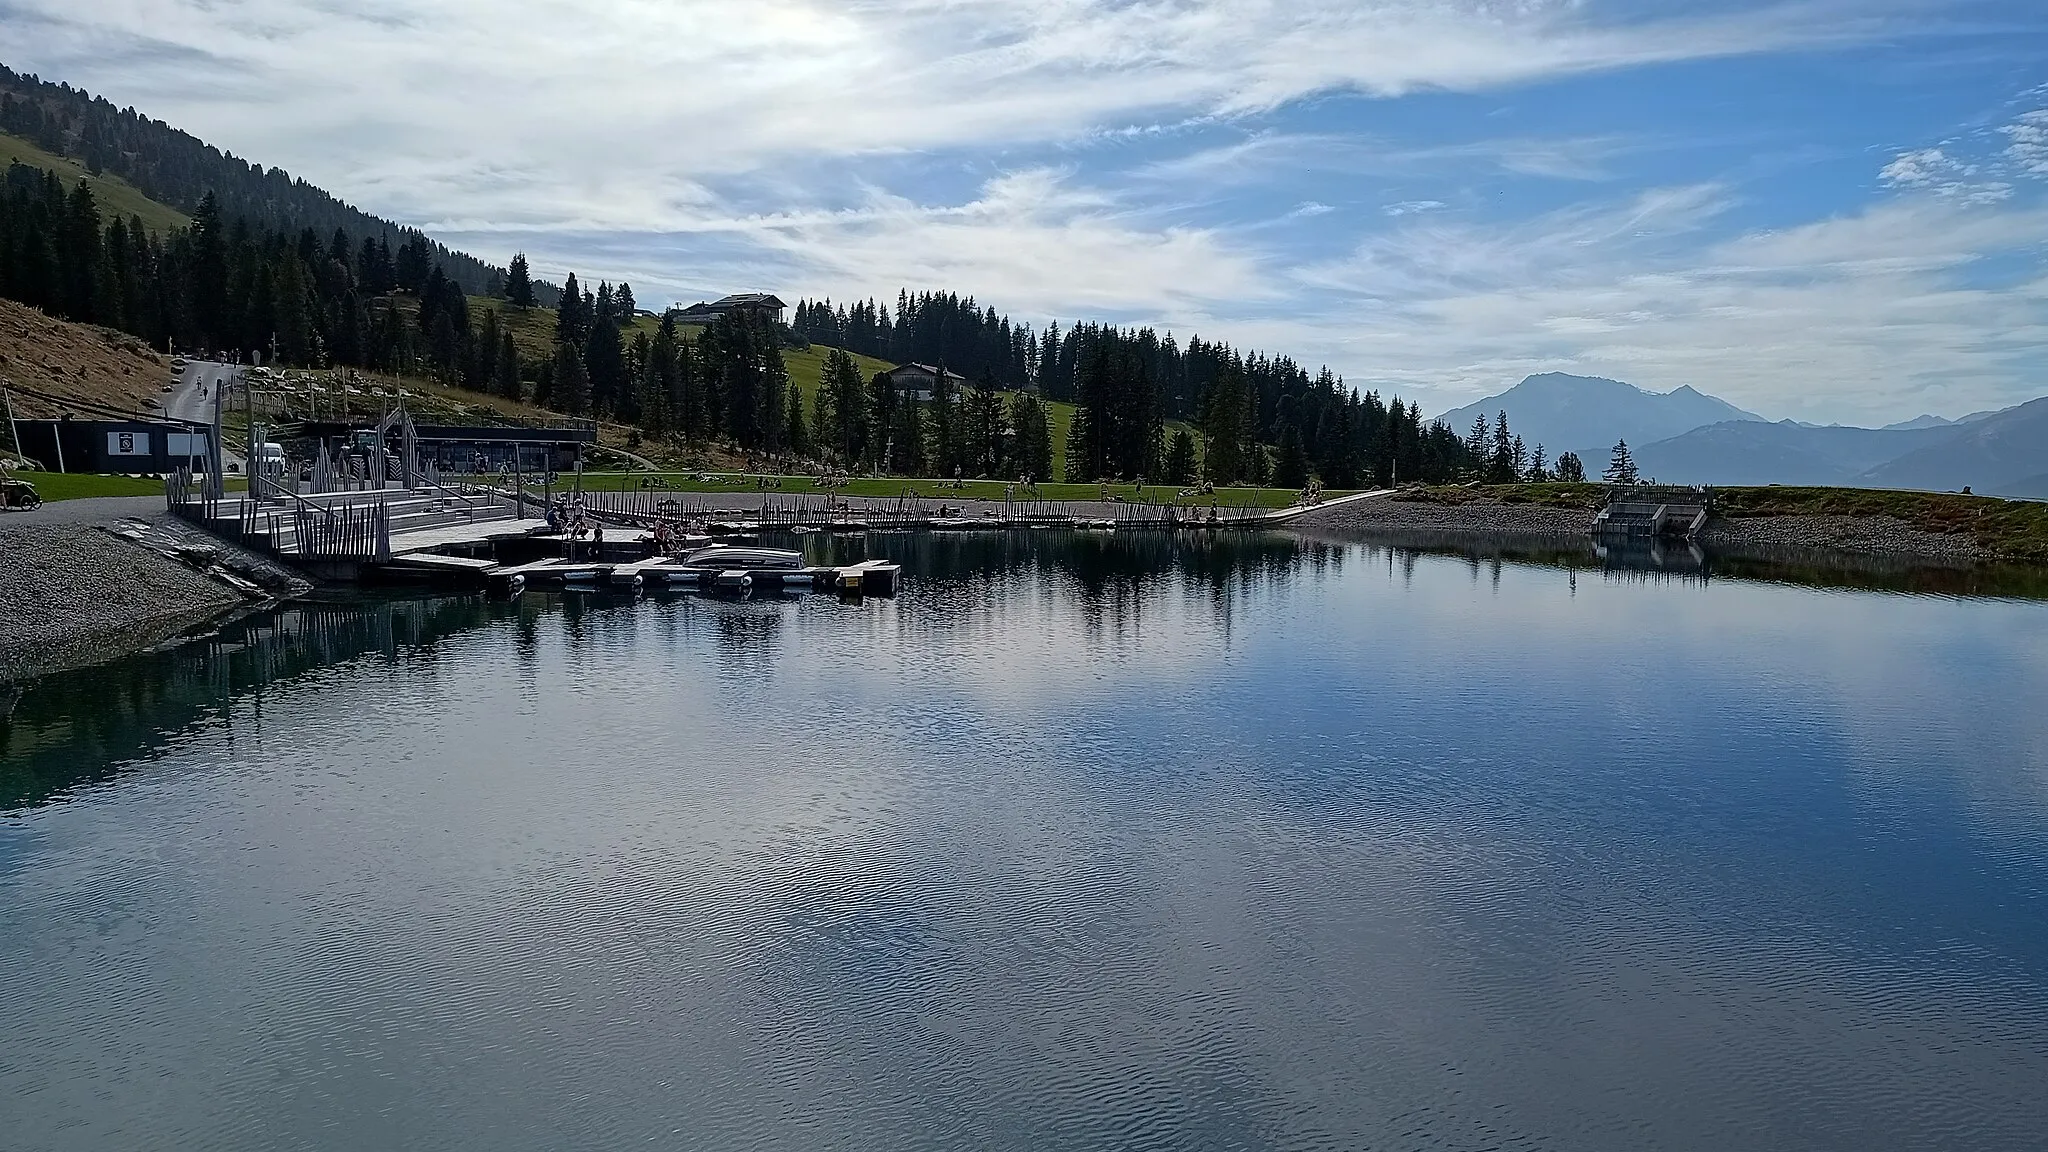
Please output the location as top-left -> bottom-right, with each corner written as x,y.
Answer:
4,531 -> 2047,1151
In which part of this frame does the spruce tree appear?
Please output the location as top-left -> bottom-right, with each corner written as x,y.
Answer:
494,332 -> 521,400
554,342 -> 591,415
1604,440 -> 1639,484
1011,392 -> 1053,482
785,379 -> 809,457
1275,423 -> 1310,489
506,253 -> 536,308
1164,430 -> 1196,485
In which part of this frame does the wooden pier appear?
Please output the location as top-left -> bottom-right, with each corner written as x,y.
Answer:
382,553 -> 901,597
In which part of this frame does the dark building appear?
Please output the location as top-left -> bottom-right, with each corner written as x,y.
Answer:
672,293 -> 787,326
285,419 -> 598,476
11,419 -> 212,474
881,362 -> 971,402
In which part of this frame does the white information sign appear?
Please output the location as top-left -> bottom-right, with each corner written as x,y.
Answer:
167,432 -> 209,458
107,431 -> 151,456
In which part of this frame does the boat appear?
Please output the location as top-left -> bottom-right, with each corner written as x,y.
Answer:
676,544 -> 804,570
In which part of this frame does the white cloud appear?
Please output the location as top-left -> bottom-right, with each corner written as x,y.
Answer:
1879,147 -> 2011,205
2004,110 -> 2048,176
1269,191 -> 2048,424
443,168 -> 1270,323
1135,131 -> 1626,187
1879,148 -> 1965,187
1384,200 -> 1448,216
4,0 -> 1876,232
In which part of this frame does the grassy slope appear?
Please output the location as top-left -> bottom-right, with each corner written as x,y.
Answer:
1403,482 -> 2048,563
0,131 -> 190,233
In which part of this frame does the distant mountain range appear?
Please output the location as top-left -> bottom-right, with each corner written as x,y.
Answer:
1437,372 -> 1763,466
1443,372 -> 2048,497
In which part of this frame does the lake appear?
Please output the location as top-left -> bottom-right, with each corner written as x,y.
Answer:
4,530 -> 2047,1150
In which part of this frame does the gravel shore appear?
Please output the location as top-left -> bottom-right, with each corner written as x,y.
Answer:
1297,494 -> 2002,565
1299,495 -> 1595,538
0,516 -> 268,681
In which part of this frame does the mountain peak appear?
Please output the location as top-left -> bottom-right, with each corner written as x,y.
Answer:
1436,373 -> 1765,462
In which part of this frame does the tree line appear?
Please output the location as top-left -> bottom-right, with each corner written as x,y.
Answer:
3,148 -> 1605,490
0,64 -> 541,300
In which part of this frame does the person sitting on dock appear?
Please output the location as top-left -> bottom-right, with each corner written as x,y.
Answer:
590,522 -> 605,560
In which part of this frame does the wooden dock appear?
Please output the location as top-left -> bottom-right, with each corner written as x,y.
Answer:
455,557 -> 900,597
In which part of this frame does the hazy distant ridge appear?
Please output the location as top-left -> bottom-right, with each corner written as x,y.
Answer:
1436,372 -> 1763,464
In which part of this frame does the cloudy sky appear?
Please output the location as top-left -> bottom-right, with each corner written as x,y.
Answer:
6,0 -> 2047,422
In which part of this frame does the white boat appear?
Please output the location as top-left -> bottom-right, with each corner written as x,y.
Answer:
677,544 -> 804,570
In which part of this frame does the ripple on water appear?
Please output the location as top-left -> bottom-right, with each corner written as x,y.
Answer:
3,541 -> 2048,1150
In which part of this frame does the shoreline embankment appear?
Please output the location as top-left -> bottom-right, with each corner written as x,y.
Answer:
1290,489 -> 2008,567
1,501 -> 307,682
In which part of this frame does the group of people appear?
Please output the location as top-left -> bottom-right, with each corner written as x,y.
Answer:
544,497 -> 605,561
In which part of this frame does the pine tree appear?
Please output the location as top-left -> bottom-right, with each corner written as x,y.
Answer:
1555,452 -> 1586,483
494,331 -> 521,400
506,253 -> 536,308
1164,429 -> 1196,485
1488,411 -> 1516,482
1275,423 -> 1310,489
1528,443 -> 1548,482
555,271 -> 584,347
1011,392 -> 1053,481
820,348 -> 866,463
554,342 -> 591,414
1604,439 -> 1639,484
785,379 -> 809,458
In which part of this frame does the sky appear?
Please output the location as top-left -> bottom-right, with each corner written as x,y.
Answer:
4,0 -> 2048,424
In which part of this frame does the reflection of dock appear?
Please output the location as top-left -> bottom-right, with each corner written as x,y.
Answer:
385,554 -> 901,596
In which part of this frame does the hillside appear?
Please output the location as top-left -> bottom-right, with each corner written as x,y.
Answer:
0,131 -> 188,233
0,297 -> 171,420
1857,397 -> 2048,496
1632,420 -> 1945,487
1628,398 -> 2048,496
1437,372 -> 1762,463
0,63 -> 545,301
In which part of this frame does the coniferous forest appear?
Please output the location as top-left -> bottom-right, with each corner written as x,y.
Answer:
0,63 -> 1553,488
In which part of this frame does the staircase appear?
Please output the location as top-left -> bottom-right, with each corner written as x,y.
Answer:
1591,484 -> 1713,539
168,479 -> 526,565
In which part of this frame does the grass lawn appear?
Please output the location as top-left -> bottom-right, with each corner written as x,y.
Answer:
9,472 -> 252,502
535,471 -> 1324,510
9,472 -> 163,501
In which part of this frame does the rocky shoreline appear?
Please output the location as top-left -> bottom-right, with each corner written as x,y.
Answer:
1,510 -> 308,682
1298,494 -> 2001,565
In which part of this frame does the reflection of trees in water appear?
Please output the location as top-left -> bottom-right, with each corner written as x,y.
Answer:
844,529 -> 1346,642
1298,526 -> 2048,598
1,596 -> 504,810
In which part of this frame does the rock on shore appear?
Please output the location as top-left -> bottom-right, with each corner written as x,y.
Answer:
1,522 -> 244,681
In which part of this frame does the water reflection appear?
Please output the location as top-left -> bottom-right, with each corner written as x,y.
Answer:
11,527 -> 2047,812
4,526 -> 2048,1151
1301,525 -> 2048,598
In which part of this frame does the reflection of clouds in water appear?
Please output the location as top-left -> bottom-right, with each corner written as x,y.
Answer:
7,536 -> 2048,1149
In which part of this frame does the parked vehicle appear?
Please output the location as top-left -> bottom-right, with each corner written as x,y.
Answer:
0,477 -> 41,510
